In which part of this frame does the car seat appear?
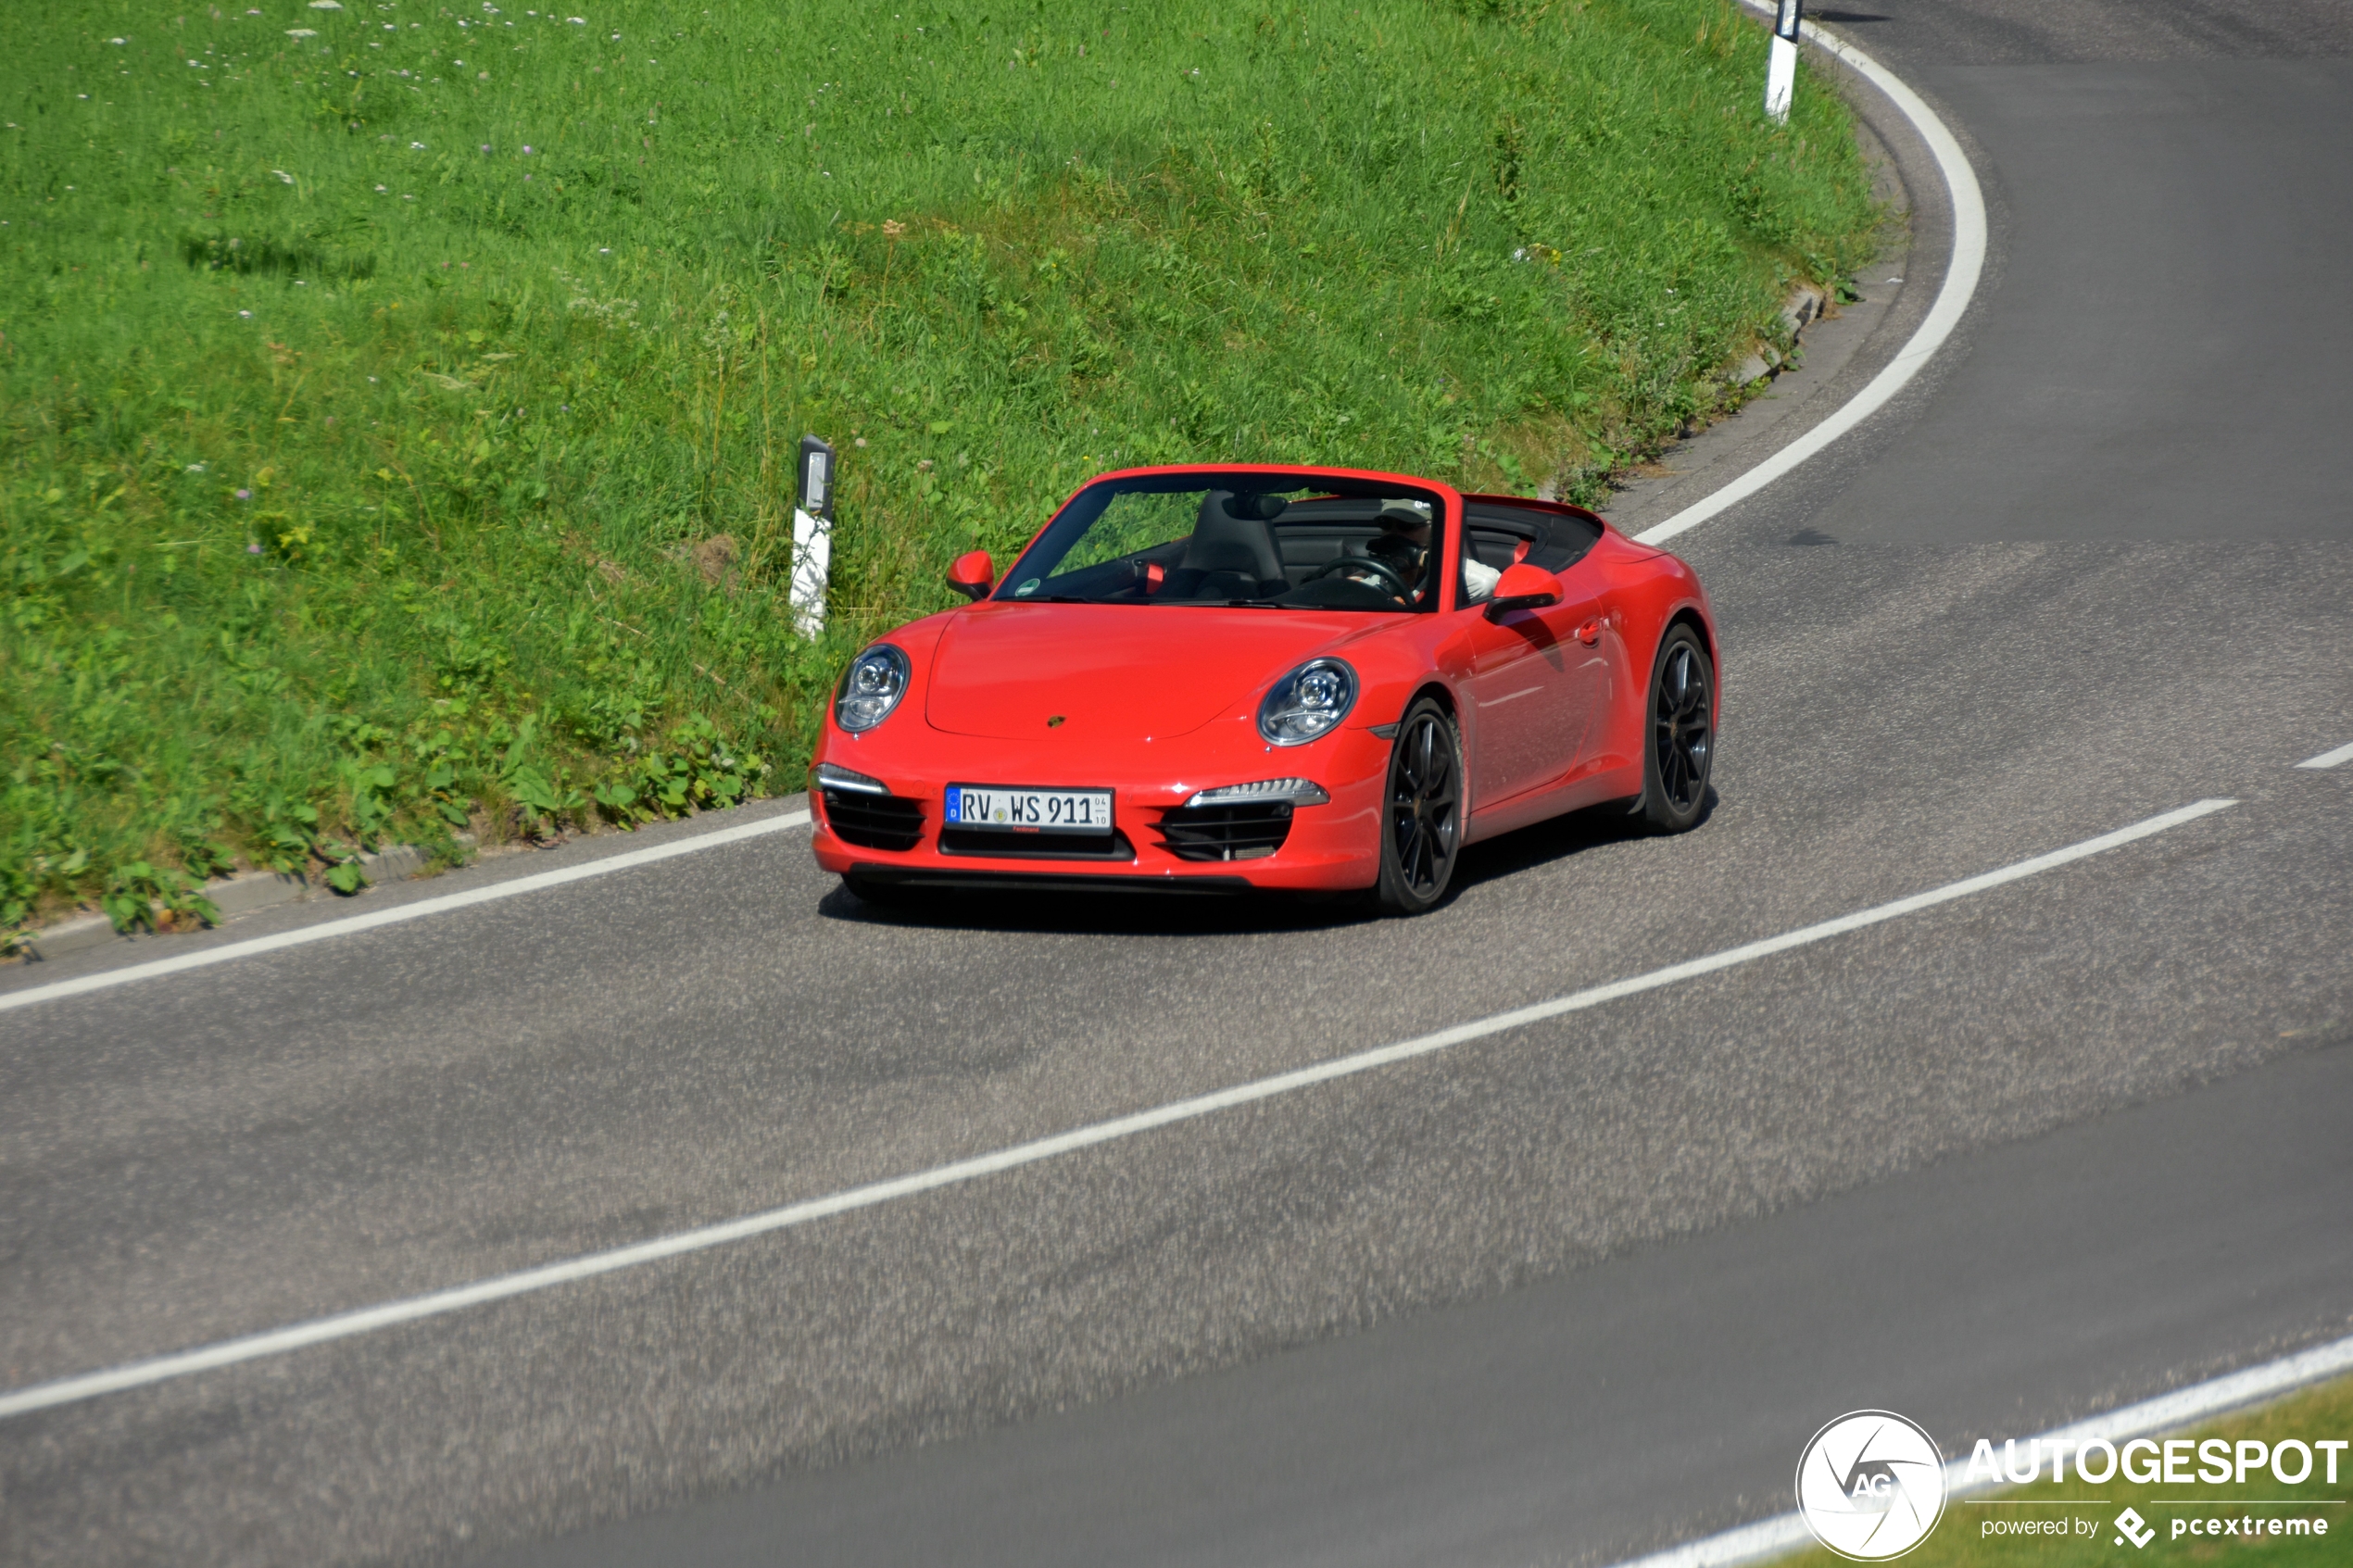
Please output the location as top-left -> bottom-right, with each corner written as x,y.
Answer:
1182,491 -> 1289,584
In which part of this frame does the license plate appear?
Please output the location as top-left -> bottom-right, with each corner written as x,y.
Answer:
945,784 -> 1114,834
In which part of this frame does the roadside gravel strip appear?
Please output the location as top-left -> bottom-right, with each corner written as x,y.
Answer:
0,797 -> 2237,1423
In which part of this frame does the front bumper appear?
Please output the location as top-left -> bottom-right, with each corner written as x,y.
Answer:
809,722 -> 1390,891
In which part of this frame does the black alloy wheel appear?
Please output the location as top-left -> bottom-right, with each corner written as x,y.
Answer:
1639,623 -> 1716,833
1373,696 -> 1463,915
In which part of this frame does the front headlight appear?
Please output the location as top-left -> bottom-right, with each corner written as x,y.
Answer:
1257,658 -> 1357,746
835,644 -> 912,733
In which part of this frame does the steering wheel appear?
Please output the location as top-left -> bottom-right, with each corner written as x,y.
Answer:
1308,553 -> 1417,600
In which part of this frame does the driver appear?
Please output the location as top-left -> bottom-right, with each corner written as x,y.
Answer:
1341,505 -> 1501,605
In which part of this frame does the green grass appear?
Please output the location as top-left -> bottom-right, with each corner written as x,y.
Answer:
0,0 -> 1877,938
1780,1376 -> 2353,1567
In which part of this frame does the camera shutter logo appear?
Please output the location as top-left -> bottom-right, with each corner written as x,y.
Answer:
1795,1411 -> 1948,1560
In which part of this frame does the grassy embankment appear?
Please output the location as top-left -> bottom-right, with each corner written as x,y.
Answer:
0,0 -> 1876,939
1778,1376 -> 2353,1567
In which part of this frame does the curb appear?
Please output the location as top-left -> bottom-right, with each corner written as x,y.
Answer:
1628,3 -> 1987,548
13,842 -> 437,962
1729,284 -> 1826,388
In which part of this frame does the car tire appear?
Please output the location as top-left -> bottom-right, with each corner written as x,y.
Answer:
1372,696 -> 1464,916
1637,622 -> 1716,834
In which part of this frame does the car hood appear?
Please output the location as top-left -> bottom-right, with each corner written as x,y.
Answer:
923,603 -> 1378,742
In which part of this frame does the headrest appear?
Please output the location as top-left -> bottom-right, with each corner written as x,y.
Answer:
1184,490 -> 1288,582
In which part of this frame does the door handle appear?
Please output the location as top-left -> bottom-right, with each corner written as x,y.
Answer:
1575,618 -> 1604,646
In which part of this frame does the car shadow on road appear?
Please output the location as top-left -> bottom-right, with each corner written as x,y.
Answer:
1451,786 -> 1719,893
815,789 -> 1718,936
814,872 -> 1369,937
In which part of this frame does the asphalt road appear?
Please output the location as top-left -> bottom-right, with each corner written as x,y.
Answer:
4,3 -> 2350,1563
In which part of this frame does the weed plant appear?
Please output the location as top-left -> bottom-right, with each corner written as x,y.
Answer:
0,0 -> 1875,936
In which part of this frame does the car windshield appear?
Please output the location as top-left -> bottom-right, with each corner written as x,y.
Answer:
992,473 -> 1449,610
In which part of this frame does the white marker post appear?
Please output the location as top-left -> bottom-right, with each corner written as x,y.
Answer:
1765,0 -> 1802,122
789,434 -> 835,638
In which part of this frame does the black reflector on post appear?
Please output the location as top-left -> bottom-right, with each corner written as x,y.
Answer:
798,433 -> 835,520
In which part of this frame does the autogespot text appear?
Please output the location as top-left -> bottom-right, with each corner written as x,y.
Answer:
1964,1435 -> 2343,1548
1965,1435 -> 2347,1487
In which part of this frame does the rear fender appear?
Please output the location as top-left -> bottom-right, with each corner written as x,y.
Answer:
1594,569 -> 1715,784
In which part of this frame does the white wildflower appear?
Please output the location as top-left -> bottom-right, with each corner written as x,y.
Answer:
286,27 -> 316,36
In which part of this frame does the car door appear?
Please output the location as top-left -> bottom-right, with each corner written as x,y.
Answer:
1463,564 -> 1611,806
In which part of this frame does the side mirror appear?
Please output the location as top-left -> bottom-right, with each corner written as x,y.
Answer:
947,549 -> 995,603
1483,562 -> 1564,620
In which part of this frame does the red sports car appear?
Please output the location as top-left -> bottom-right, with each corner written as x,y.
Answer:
809,464 -> 1717,914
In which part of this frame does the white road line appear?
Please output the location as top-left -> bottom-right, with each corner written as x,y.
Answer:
0,810 -> 812,1016
2296,740 -> 2353,770
0,797 -> 2235,1424
1633,14 -> 1988,547
1611,1329 -> 2353,1568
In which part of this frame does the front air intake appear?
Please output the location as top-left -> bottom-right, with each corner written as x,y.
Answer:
1154,802 -> 1293,861
822,789 -> 925,851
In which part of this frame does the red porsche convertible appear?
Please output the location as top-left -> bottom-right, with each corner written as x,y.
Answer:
808,464 -> 1717,915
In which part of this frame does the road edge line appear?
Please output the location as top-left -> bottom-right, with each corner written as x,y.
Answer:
1632,12 -> 1989,547
0,798 -> 2235,1423
0,809 -> 812,1016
